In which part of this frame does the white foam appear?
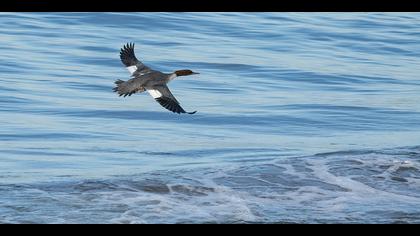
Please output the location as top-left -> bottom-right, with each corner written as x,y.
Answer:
2,148 -> 420,223
106,184 -> 258,223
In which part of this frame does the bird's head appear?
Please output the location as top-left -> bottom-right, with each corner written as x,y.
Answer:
174,69 -> 199,77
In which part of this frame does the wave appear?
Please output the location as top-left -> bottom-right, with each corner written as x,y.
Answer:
1,146 -> 419,223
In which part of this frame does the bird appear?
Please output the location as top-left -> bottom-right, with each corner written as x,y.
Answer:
113,43 -> 199,114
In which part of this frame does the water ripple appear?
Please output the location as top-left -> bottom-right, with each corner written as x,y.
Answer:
1,12 -> 420,223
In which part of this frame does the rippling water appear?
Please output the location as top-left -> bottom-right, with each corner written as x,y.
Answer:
1,13 -> 420,223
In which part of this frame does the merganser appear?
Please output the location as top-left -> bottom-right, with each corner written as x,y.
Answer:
113,43 -> 199,114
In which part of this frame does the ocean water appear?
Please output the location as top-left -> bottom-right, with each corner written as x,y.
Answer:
0,12 -> 420,223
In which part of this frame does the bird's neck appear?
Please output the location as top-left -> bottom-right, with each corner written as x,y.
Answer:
168,73 -> 177,81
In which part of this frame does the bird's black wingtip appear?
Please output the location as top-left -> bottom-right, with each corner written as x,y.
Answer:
187,111 -> 197,114
120,42 -> 139,66
122,42 -> 135,50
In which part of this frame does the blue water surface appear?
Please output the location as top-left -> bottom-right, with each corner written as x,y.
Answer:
0,13 -> 420,223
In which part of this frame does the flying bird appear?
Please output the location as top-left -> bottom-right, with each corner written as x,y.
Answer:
113,43 -> 199,114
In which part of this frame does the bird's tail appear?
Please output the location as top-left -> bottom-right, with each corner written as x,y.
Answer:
113,79 -> 125,94
114,79 -> 125,85
113,79 -> 145,97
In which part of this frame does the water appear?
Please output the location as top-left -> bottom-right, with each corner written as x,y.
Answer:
0,13 -> 420,223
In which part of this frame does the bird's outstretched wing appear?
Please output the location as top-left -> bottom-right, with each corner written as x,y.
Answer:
120,43 -> 151,76
147,85 -> 196,114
